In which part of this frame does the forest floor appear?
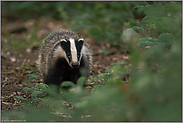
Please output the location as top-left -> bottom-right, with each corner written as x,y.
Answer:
1,17 -> 129,111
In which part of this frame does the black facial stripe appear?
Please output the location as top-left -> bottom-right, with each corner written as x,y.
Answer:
75,40 -> 84,61
61,40 -> 71,62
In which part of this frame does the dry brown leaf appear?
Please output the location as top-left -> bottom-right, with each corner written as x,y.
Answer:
10,57 -> 16,62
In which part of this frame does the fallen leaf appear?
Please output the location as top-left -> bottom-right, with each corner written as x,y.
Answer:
10,57 -> 16,62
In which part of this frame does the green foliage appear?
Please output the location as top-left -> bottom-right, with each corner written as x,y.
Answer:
1,1 -> 146,46
138,37 -> 158,47
61,81 -> 75,88
67,1 -> 143,46
16,82 -> 49,102
77,77 -> 86,87
1,1 -> 60,20
22,87 -> 30,91
2,1 -> 182,122
27,74 -> 40,81
30,91 -> 43,98
36,83 -> 49,89
15,96 -> 26,101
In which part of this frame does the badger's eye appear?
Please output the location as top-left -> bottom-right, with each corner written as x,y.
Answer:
77,54 -> 81,58
67,53 -> 71,58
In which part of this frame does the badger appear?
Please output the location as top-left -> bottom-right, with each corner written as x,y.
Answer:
37,29 -> 92,91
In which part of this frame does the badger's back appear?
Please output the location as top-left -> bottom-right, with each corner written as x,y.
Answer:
38,29 -> 92,87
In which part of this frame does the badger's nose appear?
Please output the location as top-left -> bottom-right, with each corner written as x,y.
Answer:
72,62 -> 79,68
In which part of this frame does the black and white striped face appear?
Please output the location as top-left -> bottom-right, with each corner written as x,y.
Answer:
59,38 -> 84,68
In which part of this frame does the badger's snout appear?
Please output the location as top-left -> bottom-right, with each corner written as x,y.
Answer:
71,61 -> 80,68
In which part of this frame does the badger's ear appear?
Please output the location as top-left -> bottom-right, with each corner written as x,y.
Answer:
78,38 -> 84,42
77,38 -> 84,47
61,39 -> 67,42
60,39 -> 67,46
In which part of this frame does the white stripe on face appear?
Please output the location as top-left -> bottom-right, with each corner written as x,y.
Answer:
69,38 -> 78,63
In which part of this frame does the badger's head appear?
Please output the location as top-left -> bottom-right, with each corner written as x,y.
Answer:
53,38 -> 84,68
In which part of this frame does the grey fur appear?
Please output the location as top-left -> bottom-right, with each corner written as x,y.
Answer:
37,29 -> 92,86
